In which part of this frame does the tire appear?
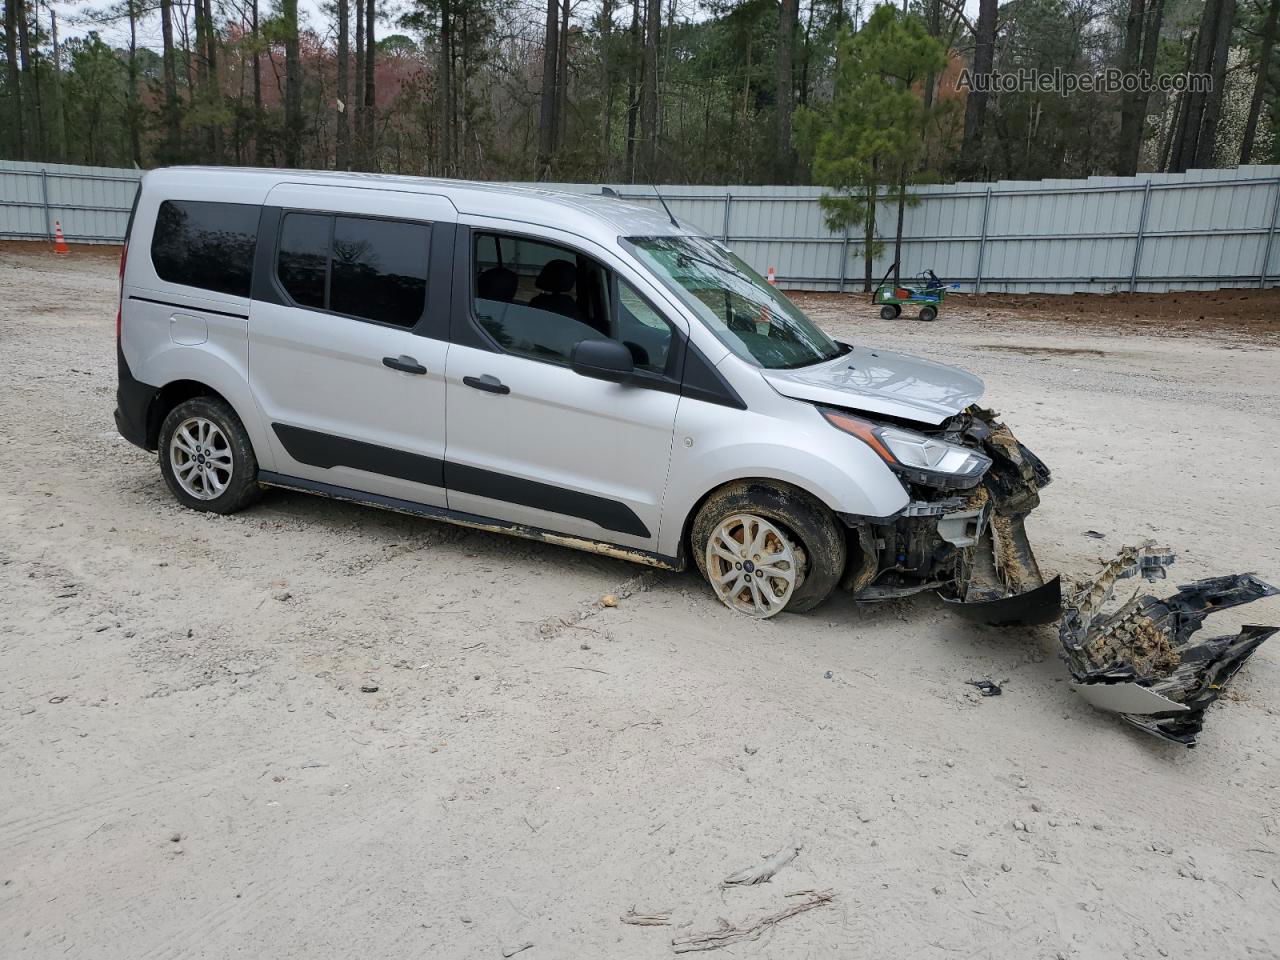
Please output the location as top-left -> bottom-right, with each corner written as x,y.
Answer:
879,305 -> 897,321
919,305 -> 937,322
158,396 -> 262,514
892,304 -> 902,318
692,480 -> 846,617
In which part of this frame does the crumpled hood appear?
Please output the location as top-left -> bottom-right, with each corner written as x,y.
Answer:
761,346 -> 984,424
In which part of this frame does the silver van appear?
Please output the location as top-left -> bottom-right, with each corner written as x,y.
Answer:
115,168 -> 1059,621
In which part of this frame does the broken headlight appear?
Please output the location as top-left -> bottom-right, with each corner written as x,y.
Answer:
821,409 -> 991,490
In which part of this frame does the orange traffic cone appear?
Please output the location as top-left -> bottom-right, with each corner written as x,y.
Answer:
53,221 -> 70,255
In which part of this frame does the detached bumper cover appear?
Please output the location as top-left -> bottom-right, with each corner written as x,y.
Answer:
1060,544 -> 1278,746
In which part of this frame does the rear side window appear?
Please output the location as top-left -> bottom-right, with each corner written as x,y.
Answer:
150,200 -> 259,297
275,213 -> 430,329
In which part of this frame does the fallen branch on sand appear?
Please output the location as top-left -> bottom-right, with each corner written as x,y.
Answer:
722,841 -> 800,886
620,907 -> 672,926
670,890 -> 835,953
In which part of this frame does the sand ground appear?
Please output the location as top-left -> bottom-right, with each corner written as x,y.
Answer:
2,247 -> 1279,959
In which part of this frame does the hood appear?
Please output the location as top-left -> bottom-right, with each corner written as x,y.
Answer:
761,345 -> 984,424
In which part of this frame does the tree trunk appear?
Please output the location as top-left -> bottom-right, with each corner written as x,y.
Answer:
961,0 -> 997,177
16,0 -> 41,156
3,0 -> 22,159
1116,0 -> 1145,174
205,0 -> 222,159
600,0 -> 614,178
556,0 -> 570,148
537,0 -> 559,177
160,0 -> 182,161
1175,0 -> 1220,170
282,0 -> 301,166
1166,30 -> 1195,171
639,0 -> 660,177
893,170 -> 907,283
625,0 -> 639,180
1242,0 -> 1279,163
1193,0 -> 1235,168
337,0 -> 349,168
363,0 -> 376,168
775,0 -> 798,179
440,0 -> 453,174
251,0 -> 263,164
355,0 -> 364,163
124,1 -> 141,165
863,183 -> 876,293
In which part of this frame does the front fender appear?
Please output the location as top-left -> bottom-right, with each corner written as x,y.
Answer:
658,401 -> 909,557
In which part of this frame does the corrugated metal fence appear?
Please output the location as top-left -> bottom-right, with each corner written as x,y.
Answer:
4,158 -> 1279,294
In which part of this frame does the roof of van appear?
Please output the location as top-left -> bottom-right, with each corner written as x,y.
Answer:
144,167 -> 702,242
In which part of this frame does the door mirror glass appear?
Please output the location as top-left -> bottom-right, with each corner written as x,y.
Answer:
570,338 -> 635,383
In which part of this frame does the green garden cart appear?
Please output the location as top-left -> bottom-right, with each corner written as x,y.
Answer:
872,262 -> 952,322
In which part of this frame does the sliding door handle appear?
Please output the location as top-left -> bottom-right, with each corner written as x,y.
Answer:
463,374 -> 510,395
383,355 -> 427,375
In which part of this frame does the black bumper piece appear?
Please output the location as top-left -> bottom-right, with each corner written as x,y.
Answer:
115,344 -> 157,451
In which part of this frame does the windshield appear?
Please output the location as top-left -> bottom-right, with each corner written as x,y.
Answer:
623,235 -> 842,369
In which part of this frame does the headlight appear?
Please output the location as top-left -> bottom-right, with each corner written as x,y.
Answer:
821,408 -> 991,490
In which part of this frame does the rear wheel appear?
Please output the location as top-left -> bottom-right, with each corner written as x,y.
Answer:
919,305 -> 937,322
692,481 -> 846,618
879,305 -> 897,321
158,396 -> 261,514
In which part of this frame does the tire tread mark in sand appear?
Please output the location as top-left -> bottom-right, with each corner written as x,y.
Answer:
0,756 -> 271,850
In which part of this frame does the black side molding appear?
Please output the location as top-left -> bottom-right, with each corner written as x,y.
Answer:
444,462 -> 650,539
273,423 -> 445,488
271,423 -> 650,538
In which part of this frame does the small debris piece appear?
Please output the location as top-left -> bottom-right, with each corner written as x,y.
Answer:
723,841 -> 800,886
169,833 -> 181,843
671,890 -> 835,953
601,594 -> 619,608
620,908 -> 671,926
501,943 -> 534,958
823,671 -> 833,680
360,685 -> 379,693
743,745 -> 758,756
967,680 -> 1002,697
48,696 -> 68,704
1084,530 -> 1106,539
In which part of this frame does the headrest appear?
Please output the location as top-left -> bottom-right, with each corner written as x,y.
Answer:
477,266 -> 517,301
535,258 -> 577,294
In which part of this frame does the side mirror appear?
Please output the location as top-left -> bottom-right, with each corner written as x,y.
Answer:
570,338 -> 634,384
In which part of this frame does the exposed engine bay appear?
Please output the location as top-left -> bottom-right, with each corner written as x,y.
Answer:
837,405 -> 1278,746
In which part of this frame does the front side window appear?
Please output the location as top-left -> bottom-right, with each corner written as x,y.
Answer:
275,213 -> 429,328
151,199 -> 259,297
472,232 -> 673,374
623,235 -> 840,370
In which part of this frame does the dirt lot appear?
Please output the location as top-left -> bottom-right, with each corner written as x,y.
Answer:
2,246 -> 1280,960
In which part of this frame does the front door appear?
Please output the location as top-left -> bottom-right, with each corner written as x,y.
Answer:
248,184 -> 457,508
443,228 -> 684,552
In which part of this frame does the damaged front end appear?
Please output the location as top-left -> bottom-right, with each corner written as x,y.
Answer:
840,406 -> 1062,625
1060,544 -> 1278,746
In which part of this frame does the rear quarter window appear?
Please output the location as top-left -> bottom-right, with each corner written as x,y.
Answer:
150,199 -> 259,297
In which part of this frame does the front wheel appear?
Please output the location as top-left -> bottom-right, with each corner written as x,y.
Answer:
691,481 -> 846,618
879,305 -> 897,321
158,396 -> 262,514
919,305 -> 938,322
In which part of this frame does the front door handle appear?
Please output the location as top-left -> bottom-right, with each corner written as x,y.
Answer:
463,374 -> 510,395
383,355 -> 427,375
